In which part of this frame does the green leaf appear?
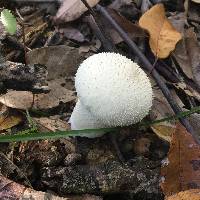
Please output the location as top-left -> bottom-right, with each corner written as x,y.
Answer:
0,9 -> 17,35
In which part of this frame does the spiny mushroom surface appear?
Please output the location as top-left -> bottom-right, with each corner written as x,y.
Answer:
75,52 -> 153,127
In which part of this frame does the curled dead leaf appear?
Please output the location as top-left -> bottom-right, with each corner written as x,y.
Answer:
139,4 -> 182,58
33,79 -> 75,110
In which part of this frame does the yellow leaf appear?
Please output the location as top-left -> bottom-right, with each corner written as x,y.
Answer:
139,4 -> 182,58
0,114 -> 22,131
151,124 -> 175,142
0,104 -> 23,131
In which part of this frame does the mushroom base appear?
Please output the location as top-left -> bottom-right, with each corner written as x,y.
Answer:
69,100 -> 106,138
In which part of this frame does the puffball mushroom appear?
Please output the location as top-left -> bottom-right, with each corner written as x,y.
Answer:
69,52 -> 153,137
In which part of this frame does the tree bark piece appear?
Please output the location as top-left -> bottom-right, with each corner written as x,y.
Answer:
41,158 -> 161,195
0,61 -> 48,93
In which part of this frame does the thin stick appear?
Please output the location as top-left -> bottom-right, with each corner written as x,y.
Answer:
16,8 -> 27,64
80,0 -> 117,52
96,5 -> 199,144
80,0 -> 96,17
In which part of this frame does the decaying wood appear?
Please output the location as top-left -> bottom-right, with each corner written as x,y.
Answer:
41,158 -> 161,196
0,175 -> 102,200
0,61 -> 49,92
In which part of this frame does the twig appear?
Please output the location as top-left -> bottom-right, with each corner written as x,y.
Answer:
16,8 -> 27,64
109,133 -> 126,163
96,5 -> 199,144
44,30 -> 57,47
80,0 -> 97,17
80,0 -> 117,52
86,15 -> 117,51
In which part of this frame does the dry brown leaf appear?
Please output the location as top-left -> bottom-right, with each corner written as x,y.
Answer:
0,82 -> 75,111
108,0 -> 132,10
185,29 -> 200,88
33,79 -> 75,110
168,12 -> 186,34
166,189 -> 200,200
86,8 -> 146,45
173,28 -> 200,83
34,116 -> 70,132
161,123 -> 200,196
58,25 -> 85,42
173,82 -> 200,102
173,40 -> 193,79
27,45 -> 84,80
107,9 -> 147,44
139,4 -> 182,58
55,0 -> 100,23
0,91 -> 33,110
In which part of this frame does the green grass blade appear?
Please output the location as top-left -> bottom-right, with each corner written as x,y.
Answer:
0,128 -> 118,143
141,106 -> 200,127
0,106 -> 199,143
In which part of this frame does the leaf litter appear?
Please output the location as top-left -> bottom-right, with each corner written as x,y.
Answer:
0,1 -> 200,200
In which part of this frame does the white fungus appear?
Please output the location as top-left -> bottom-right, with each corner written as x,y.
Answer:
69,52 -> 153,137
69,100 -> 106,138
75,52 -> 153,127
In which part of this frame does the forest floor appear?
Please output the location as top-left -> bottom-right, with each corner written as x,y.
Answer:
0,0 -> 200,200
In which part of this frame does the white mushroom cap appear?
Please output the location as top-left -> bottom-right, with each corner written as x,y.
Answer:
69,100 -> 106,138
75,52 -> 153,127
